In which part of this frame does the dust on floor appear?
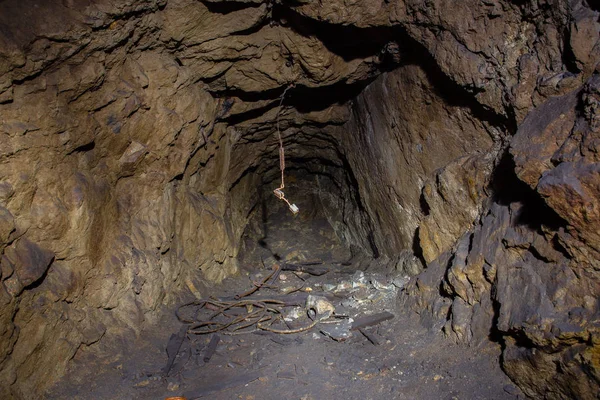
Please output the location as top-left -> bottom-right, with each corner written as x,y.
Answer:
48,192 -> 523,400
47,262 -> 523,400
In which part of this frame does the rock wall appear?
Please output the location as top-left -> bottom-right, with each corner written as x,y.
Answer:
336,60 -> 496,267
0,2 -> 239,396
299,0 -> 600,398
0,0 -> 599,399
0,0 -> 385,397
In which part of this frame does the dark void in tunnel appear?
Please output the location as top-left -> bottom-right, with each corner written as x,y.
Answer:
238,168 -> 354,269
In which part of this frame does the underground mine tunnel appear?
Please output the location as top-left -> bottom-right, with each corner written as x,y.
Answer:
1,0 -> 600,399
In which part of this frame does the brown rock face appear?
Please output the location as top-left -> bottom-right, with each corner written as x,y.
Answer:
3,238 -> 54,289
0,0 -> 599,398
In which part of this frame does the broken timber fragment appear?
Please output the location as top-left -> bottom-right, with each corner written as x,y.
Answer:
358,327 -> 381,345
277,370 -> 296,380
351,311 -> 394,331
203,334 -> 220,363
163,325 -> 188,376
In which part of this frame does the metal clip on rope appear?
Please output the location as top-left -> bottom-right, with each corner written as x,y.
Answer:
274,188 -> 299,215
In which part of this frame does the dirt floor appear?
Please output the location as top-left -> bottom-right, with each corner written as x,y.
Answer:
47,186 -> 524,400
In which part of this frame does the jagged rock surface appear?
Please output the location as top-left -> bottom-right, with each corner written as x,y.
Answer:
0,0 -> 599,399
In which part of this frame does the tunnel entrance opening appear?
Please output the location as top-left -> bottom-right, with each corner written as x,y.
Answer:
238,168 -> 354,272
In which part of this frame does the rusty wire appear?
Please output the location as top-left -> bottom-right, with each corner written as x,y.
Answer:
176,264 -> 321,335
176,297 -> 318,335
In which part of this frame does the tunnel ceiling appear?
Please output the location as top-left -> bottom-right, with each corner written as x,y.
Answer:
1,0 -> 600,399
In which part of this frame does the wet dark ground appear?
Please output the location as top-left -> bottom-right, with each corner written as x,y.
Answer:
48,184 -> 524,400
47,292 -> 522,400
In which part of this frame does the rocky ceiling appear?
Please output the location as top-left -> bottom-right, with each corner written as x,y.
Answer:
0,0 -> 599,398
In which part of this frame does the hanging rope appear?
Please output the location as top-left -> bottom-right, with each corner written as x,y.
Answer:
274,84 -> 299,215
